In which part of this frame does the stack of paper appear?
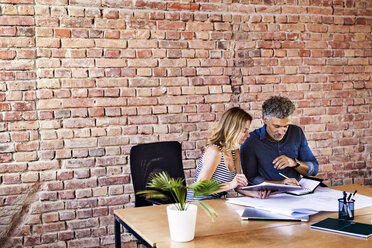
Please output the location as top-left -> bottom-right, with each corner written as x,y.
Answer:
228,187 -> 372,218
228,196 -> 318,218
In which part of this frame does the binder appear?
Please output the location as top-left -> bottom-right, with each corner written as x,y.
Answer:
310,218 -> 372,239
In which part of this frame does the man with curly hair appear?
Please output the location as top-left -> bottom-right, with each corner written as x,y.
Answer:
240,96 -> 319,186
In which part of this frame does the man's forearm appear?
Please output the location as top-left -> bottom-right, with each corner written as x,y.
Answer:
293,159 -> 309,175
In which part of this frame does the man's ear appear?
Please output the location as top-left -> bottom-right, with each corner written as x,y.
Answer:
263,116 -> 269,125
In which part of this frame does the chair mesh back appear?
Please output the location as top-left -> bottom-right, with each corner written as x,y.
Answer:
130,141 -> 185,207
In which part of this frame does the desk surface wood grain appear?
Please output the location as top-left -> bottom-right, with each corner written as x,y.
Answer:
114,184 -> 372,248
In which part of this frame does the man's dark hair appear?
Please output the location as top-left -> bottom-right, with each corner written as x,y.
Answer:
262,96 -> 295,119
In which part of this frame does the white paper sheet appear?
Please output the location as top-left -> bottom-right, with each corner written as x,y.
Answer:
227,187 -> 372,217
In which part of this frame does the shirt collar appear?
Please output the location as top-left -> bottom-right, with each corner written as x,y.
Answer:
258,125 -> 268,140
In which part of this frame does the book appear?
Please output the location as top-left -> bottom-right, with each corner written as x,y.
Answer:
241,207 -> 309,222
240,182 -> 301,192
285,177 -> 322,196
310,218 -> 372,239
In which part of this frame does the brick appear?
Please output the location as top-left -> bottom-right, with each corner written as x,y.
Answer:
0,60 -> 34,70
67,238 -> 100,248
76,189 -> 92,199
37,38 -> 60,48
58,231 -> 74,241
0,153 -> 12,163
37,0 -> 68,4
65,138 -> 97,148
0,27 -> 16,36
0,16 -> 34,26
9,121 -> 38,131
15,141 -> 39,152
13,152 -> 37,162
3,174 -> 21,184
94,39 -> 127,49
62,59 -> 94,68
187,22 -> 213,31
95,19 -> 125,29
65,198 -> 98,209
61,18 -> 92,28
98,195 -> 129,206
33,222 -> 65,235
96,59 -> 126,67
96,156 -> 126,166
189,40 -> 215,49
28,161 -> 59,171
20,172 -> 38,183
61,39 -> 94,48
62,99 -> 94,108
64,178 -> 97,190
127,59 -> 157,68
0,50 -> 16,60
18,50 -> 35,59
127,40 -> 157,48
159,58 -> 186,68
98,176 -> 130,186
74,169 -> 90,179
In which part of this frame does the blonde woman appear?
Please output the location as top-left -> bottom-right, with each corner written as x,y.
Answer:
186,107 -> 270,202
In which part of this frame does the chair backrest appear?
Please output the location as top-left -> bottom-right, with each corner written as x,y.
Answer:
130,141 -> 186,207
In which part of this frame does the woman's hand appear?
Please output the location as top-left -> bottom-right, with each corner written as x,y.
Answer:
237,186 -> 271,199
229,174 -> 248,189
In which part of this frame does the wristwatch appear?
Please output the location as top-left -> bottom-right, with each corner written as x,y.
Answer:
293,158 -> 301,168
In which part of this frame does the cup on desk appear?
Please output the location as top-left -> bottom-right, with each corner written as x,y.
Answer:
338,198 -> 354,220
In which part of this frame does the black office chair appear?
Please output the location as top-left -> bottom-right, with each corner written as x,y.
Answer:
130,141 -> 186,207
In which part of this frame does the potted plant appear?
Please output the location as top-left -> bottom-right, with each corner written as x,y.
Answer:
137,171 -> 222,242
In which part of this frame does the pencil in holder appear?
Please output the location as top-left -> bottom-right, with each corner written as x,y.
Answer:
338,198 -> 354,220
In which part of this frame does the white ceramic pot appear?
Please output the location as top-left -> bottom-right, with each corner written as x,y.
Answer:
166,204 -> 198,242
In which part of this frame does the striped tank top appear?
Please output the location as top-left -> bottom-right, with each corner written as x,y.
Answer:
186,145 -> 236,202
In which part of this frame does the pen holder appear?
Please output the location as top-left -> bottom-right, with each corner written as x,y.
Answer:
338,198 -> 354,220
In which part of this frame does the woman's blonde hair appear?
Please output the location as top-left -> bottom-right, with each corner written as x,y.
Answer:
207,107 -> 252,151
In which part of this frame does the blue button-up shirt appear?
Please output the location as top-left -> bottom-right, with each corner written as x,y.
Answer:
240,124 -> 318,184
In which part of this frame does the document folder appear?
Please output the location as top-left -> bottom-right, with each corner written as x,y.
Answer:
241,207 -> 309,222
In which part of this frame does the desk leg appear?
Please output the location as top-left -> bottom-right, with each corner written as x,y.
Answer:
114,214 -> 153,248
115,217 -> 121,248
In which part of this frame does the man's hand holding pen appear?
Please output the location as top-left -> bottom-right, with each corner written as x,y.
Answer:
278,172 -> 299,186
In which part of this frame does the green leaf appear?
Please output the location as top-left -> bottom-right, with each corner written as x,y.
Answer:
136,190 -> 169,199
188,180 -> 221,197
198,201 -> 218,222
147,172 -> 173,191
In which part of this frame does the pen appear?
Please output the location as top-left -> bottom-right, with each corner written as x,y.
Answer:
349,190 -> 357,202
279,172 -> 289,179
342,191 -> 347,215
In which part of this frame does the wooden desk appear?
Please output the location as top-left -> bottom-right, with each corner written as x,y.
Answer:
114,185 -> 372,248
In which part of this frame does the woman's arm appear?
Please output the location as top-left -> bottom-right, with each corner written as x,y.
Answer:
197,146 -> 247,194
196,145 -> 221,181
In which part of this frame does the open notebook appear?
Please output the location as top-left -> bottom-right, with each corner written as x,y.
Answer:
285,177 -> 323,196
240,182 -> 301,193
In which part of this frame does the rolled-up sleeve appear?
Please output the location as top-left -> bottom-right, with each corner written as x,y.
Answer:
299,130 -> 319,176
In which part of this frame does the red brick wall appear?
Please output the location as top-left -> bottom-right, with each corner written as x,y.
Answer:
1,0 -> 371,246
